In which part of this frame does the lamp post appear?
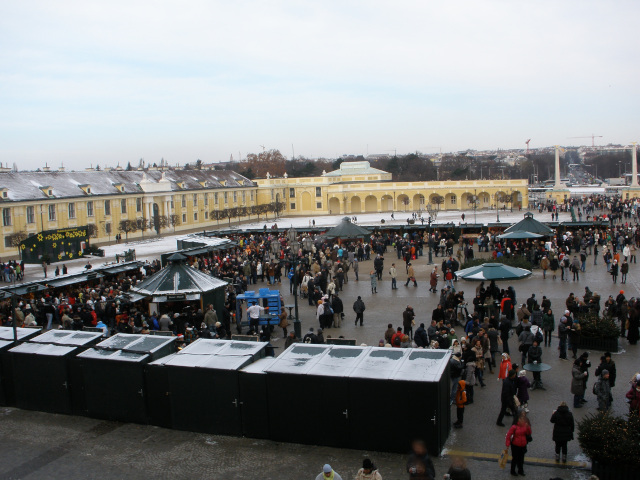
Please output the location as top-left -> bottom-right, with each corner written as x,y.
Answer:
287,227 -> 302,338
427,204 -> 438,264
494,194 -> 500,223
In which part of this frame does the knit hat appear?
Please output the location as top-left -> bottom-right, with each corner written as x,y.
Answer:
323,464 -> 332,474
601,369 -> 609,376
518,370 -> 527,377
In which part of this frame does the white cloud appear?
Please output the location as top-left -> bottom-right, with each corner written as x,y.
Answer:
1,0 -> 639,168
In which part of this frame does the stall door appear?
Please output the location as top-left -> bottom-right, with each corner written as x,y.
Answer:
169,368 -> 217,433
146,365 -> 172,428
239,373 -> 270,439
211,370 -> 243,436
348,379 -> 407,452
313,376 -> 350,448
85,362 -> 147,423
404,382 -> 440,456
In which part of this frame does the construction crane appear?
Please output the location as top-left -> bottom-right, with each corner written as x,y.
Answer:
525,139 -> 531,155
568,134 -> 603,147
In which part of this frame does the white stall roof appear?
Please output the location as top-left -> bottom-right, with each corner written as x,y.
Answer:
240,357 -> 277,374
307,346 -> 370,377
30,330 -> 102,347
348,347 -> 410,380
176,339 -> 228,355
0,326 -> 41,341
96,334 -> 141,350
77,348 -> 148,362
392,349 -> 450,382
78,348 -> 116,360
265,344 -> 330,375
95,333 -> 174,353
10,343 -> 76,357
0,339 -> 14,350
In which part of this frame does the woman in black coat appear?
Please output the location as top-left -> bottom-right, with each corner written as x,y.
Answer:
550,402 -> 574,463
628,302 -> 640,345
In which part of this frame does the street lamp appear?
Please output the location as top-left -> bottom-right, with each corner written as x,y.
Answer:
302,235 -> 314,253
494,194 -> 500,223
427,204 -> 438,264
287,227 -> 302,338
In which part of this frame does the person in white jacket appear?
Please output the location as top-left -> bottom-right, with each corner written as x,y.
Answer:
355,459 -> 383,480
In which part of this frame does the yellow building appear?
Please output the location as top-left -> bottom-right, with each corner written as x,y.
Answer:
0,161 -> 529,259
0,168 -> 258,258
256,161 -> 528,216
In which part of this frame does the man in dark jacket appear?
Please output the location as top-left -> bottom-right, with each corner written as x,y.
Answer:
527,340 -> 544,390
550,402 -> 574,463
406,440 -> 436,480
496,369 -> 518,426
373,255 -> 384,280
353,296 -> 365,326
402,306 -> 415,340
499,316 -> 511,354
331,294 -> 344,328
414,323 -> 429,348
595,352 -> 617,388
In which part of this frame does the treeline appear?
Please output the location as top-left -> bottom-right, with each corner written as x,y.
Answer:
224,150 -> 554,182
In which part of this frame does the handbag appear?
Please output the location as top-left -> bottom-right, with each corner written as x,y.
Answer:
526,434 -> 533,443
513,395 -> 521,407
498,447 -> 509,469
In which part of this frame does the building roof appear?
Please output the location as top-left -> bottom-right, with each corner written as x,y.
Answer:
504,212 -> 554,235
324,217 -> 371,239
0,169 -> 255,202
322,161 -> 388,177
132,254 -> 227,296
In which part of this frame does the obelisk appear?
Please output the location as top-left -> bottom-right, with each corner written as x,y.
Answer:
631,142 -> 638,188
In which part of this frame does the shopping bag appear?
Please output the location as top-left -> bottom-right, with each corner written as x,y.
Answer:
498,448 -> 509,469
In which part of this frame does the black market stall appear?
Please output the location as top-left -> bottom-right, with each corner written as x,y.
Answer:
237,356 -> 276,439
77,334 -> 176,423
266,345 -> 371,448
9,329 -> 104,414
0,326 -> 42,406
145,339 -> 268,435
265,344 -> 451,454
132,253 -> 227,320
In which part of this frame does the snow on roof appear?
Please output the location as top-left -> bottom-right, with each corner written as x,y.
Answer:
0,169 -> 255,202
323,161 -> 388,177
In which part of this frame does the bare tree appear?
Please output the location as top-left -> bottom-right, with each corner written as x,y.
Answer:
167,214 -> 180,233
7,231 -> 28,257
430,195 -> 444,210
118,219 -> 137,240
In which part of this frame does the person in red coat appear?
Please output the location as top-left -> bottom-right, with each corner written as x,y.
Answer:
506,412 -> 532,476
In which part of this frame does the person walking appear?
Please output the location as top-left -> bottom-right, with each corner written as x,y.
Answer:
353,296 -> 365,326
540,255 -> 550,279
355,458 -> 382,480
610,259 -> 619,283
389,263 -> 398,290
496,369 -> 518,426
402,305 -> 415,340
505,412 -> 532,476
406,440 -> 436,480
405,263 -> 417,287
429,267 -> 438,293
550,402 -> 574,463
370,270 -> 378,294
453,379 -> 467,429
621,259 -> 629,284
571,357 -> 588,408
542,309 -> 555,347
316,464 -> 343,480
594,369 -> 612,411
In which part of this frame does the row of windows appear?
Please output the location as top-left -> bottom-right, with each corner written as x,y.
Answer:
287,187 -> 323,198
1,191 -> 256,226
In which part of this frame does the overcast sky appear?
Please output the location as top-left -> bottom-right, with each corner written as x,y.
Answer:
1,0 -> 638,171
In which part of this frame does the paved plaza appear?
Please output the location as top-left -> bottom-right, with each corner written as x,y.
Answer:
2,215 -> 638,479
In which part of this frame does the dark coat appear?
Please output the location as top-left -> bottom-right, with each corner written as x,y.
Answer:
501,376 -> 517,403
414,326 -> 429,348
550,405 -> 574,442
